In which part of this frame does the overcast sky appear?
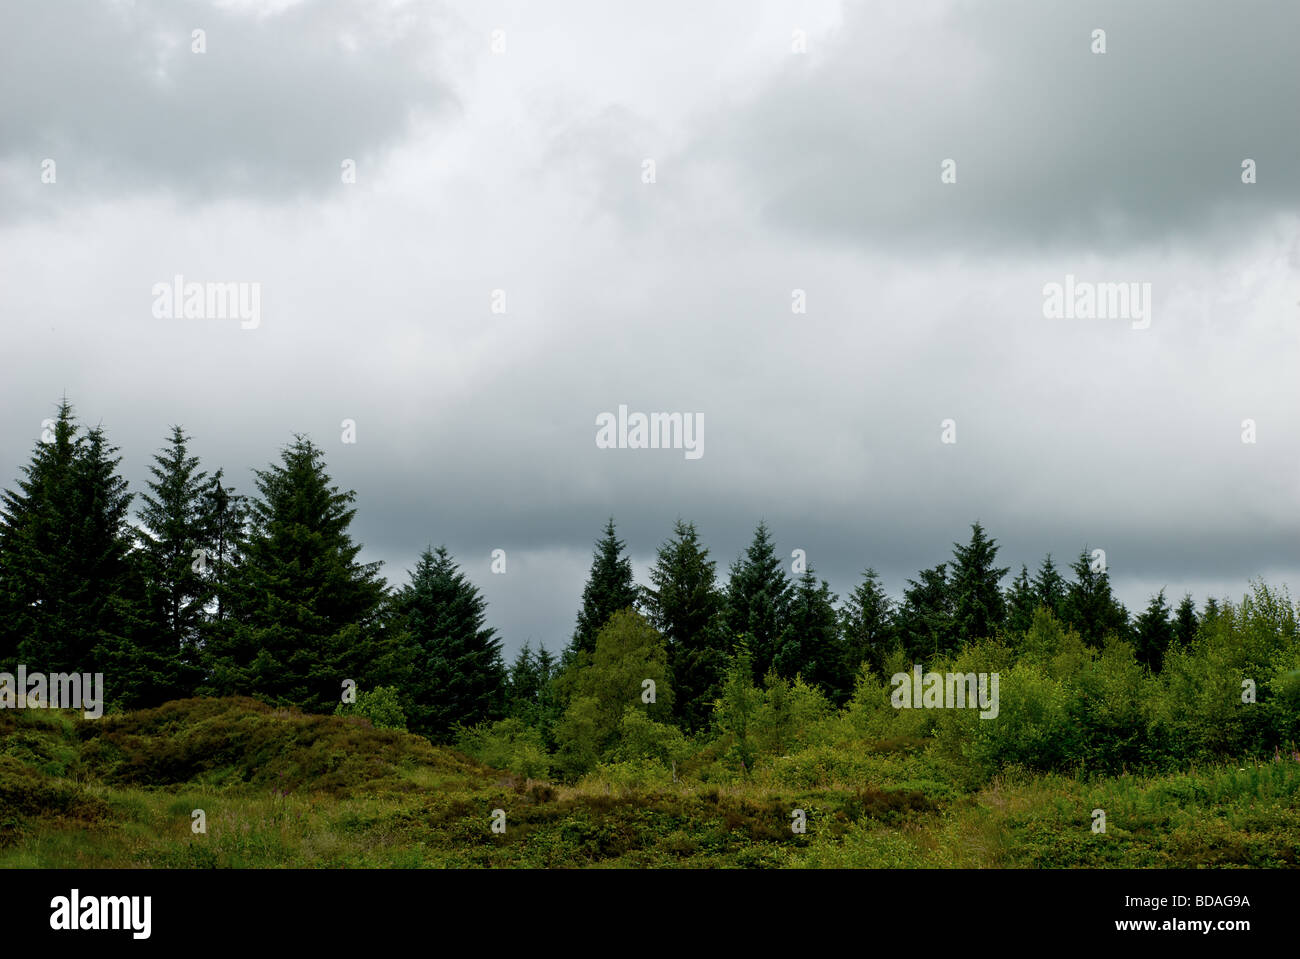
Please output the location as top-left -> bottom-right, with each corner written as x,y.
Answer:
2,0 -> 1298,659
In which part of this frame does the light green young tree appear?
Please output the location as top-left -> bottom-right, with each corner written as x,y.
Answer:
712,645 -> 763,775
554,608 -> 672,777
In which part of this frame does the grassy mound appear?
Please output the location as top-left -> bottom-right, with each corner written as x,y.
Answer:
73,697 -> 489,793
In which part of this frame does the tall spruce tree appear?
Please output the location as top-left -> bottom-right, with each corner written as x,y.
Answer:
201,436 -> 393,713
1005,564 -> 1037,635
392,545 -> 507,741
723,522 -> 791,681
507,642 -> 541,718
533,643 -> 561,746
0,400 -> 83,670
201,469 -> 249,628
773,567 -> 843,700
571,518 -> 639,656
1031,554 -> 1068,619
839,567 -> 894,676
643,519 -> 726,733
507,640 -> 558,731
897,563 -> 955,660
135,426 -> 211,694
1173,593 -> 1198,647
86,425 -> 191,707
1134,588 -> 1175,671
950,522 -> 1009,642
72,424 -> 168,706
194,470 -> 250,692
1063,547 -> 1129,646
0,402 -> 172,705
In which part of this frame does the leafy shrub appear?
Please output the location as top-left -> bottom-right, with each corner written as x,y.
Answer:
610,706 -> 690,767
581,759 -> 676,791
456,718 -> 553,779
335,686 -> 407,731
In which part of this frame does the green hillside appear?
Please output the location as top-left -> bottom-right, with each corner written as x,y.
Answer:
3,697 -> 1297,868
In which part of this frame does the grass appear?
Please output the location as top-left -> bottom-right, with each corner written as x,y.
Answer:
2,697 -> 1297,868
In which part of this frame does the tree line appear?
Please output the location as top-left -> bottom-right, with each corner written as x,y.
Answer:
0,398 -> 1213,749
0,400 -> 501,732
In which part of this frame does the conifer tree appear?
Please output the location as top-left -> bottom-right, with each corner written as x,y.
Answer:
202,469 -> 249,628
1,406 -> 135,660
643,519 -> 726,732
0,403 -> 181,705
507,640 -> 558,729
1005,564 -> 1037,635
1031,554 -> 1067,619
508,642 -> 540,716
723,522 -> 791,681
201,436 -> 393,713
571,518 -> 639,655
1134,588 -> 1175,671
0,400 -> 83,670
533,643 -> 562,746
136,427 -> 211,693
897,563 -> 955,660
839,567 -> 894,676
773,567 -> 843,699
950,522 -> 1009,642
1173,593 -> 1198,647
392,545 -> 507,740
1063,547 -> 1129,646
72,424 -> 175,706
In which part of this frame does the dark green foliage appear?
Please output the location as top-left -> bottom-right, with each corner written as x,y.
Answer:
839,567 -> 894,676
0,402 -> 172,707
200,436 -> 394,714
75,426 -> 179,709
1004,564 -> 1036,635
571,518 -> 639,656
773,568 -> 844,700
643,520 -> 727,733
897,563 -> 955,660
391,545 -> 507,741
1031,554 -> 1067,619
508,643 -> 543,717
200,470 -> 249,630
1134,588 -> 1175,671
1063,547 -> 1129,646
137,427 -> 209,653
1174,593 -> 1198,647
949,522 -> 1009,642
1201,596 -> 1221,632
723,522 -> 791,681
134,426 -> 215,700
506,641 -> 560,741
0,402 -> 112,672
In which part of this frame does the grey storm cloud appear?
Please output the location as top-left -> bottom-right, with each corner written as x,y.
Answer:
698,0 -> 1300,253
0,0 -> 455,213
